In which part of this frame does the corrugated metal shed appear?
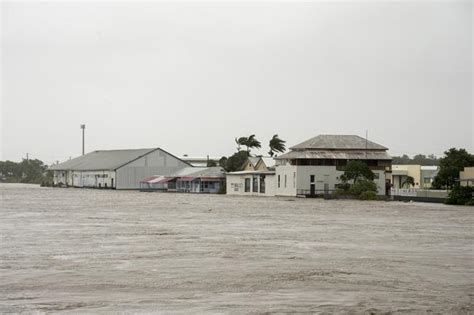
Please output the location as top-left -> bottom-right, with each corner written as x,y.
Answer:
290,135 -> 388,151
275,150 -> 392,160
50,148 -> 157,171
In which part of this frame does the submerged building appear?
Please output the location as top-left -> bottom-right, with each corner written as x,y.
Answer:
50,148 -> 191,189
274,135 -> 392,196
140,166 -> 225,193
391,165 -> 439,189
226,157 -> 276,197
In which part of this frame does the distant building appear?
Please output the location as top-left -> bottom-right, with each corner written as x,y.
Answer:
392,165 -> 439,189
50,148 -> 191,189
140,166 -> 225,193
274,135 -> 392,196
181,156 -> 221,167
459,167 -> 474,187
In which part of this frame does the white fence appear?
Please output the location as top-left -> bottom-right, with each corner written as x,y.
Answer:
391,188 -> 448,199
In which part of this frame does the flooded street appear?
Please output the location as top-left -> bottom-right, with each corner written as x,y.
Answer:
1,184 -> 473,313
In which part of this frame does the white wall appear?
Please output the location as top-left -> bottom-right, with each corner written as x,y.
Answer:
275,165 -> 387,196
226,174 -> 275,196
54,170 -> 116,188
274,164 -> 297,196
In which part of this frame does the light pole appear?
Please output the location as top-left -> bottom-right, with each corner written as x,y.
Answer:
80,124 -> 86,155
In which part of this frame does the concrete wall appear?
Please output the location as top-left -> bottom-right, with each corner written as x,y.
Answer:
226,174 -> 276,196
116,149 -> 190,189
53,170 -> 116,188
275,164 -> 297,196
392,165 -> 422,188
460,167 -> 474,187
73,171 -> 116,188
276,165 -> 387,196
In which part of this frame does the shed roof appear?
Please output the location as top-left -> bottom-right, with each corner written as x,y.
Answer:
275,150 -> 392,160
50,148 -> 179,171
226,170 -> 276,175
290,135 -> 388,151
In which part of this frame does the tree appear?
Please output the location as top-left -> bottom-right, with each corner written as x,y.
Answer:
432,148 -> 474,189
235,137 -> 248,151
268,134 -> 286,157
392,154 -> 439,166
207,159 -> 217,167
220,151 -> 250,172
0,158 -> 49,184
402,176 -> 415,188
219,156 -> 228,170
340,160 -> 375,183
245,134 -> 261,153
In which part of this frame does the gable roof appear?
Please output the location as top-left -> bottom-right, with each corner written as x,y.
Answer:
290,135 -> 388,151
50,148 -> 189,171
248,156 -> 261,167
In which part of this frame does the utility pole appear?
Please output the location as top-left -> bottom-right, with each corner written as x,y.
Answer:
365,130 -> 368,160
80,124 -> 86,155
26,153 -> 29,162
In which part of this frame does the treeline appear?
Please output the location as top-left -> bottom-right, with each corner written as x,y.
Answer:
392,154 -> 439,166
0,159 -> 52,184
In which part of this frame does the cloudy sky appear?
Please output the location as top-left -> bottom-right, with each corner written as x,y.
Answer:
1,1 -> 472,164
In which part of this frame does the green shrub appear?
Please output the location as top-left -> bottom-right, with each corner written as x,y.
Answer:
359,191 -> 377,200
349,180 -> 377,196
333,188 -> 350,196
218,182 -> 227,194
446,186 -> 474,205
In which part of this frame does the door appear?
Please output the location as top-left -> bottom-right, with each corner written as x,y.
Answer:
310,183 -> 315,196
111,178 -> 114,188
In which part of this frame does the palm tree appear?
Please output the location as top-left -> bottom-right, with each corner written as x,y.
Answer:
268,134 -> 286,157
245,134 -> 261,153
402,176 -> 415,188
235,137 -> 248,151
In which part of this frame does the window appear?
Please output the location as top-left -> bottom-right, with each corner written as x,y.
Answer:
373,173 -> 380,180
424,177 -> 431,184
284,175 -> 287,188
252,176 -> 258,192
245,178 -> 251,192
310,175 -> 315,183
278,175 -> 281,188
293,172 -> 296,188
260,175 -> 266,193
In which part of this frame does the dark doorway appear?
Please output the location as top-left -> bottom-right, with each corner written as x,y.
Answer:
111,178 -> 114,188
310,183 -> 315,196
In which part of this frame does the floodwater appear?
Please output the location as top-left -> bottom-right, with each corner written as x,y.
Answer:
1,184 -> 473,314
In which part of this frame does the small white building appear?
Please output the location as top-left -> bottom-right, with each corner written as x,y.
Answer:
226,170 -> 276,196
51,148 -> 191,189
274,135 -> 392,196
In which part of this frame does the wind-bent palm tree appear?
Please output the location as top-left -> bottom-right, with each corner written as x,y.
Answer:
245,134 -> 261,153
235,137 -> 248,151
268,134 -> 286,157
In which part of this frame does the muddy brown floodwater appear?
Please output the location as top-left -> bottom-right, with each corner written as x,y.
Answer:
0,184 -> 473,313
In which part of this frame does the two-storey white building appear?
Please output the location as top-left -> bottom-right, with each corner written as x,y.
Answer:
274,135 -> 392,196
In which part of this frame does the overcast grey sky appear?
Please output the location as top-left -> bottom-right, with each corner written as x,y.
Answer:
1,1 -> 472,164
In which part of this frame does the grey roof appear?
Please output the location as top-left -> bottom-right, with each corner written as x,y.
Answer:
290,135 -> 388,151
275,150 -> 392,160
50,148 -> 158,171
226,170 -> 276,175
186,167 -> 225,178
158,166 -> 225,178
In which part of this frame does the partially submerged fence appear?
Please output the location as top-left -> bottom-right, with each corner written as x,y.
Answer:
391,188 -> 448,203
